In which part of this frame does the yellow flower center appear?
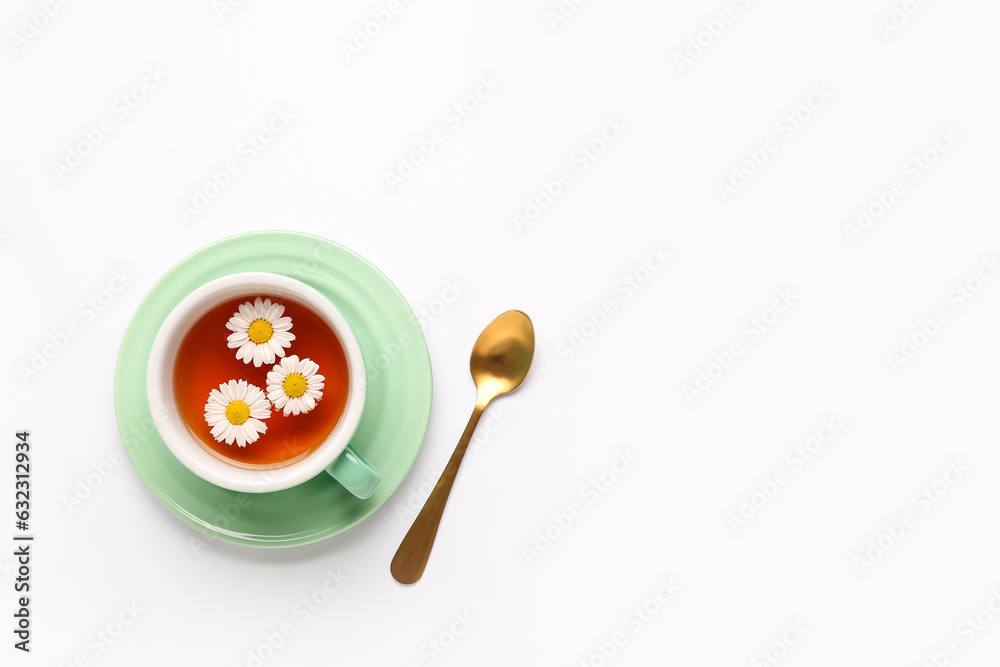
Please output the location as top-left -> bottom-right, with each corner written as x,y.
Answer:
282,373 -> 308,398
225,400 -> 251,425
247,319 -> 274,344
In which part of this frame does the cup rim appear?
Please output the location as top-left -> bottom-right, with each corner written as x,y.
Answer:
146,271 -> 367,493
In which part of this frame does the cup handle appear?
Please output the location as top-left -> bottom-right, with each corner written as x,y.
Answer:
326,444 -> 381,499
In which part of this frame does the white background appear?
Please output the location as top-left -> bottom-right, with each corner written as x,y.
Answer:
3,0 -> 1000,665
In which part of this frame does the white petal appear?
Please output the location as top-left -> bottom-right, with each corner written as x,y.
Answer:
302,394 -> 316,411
236,342 -> 253,363
270,332 -> 293,346
227,316 -> 249,332
262,346 -> 277,365
248,397 -> 270,414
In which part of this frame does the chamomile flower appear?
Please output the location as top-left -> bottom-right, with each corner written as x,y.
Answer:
204,380 -> 272,447
226,297 -> 295,367
266,355 -> 325,416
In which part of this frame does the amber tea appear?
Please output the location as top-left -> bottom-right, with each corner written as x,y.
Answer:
172,294 -> 350,467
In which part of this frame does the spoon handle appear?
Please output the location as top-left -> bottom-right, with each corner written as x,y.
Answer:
391,403 -> 486,584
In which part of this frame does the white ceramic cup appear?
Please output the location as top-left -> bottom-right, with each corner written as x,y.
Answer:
146,272 -> 379,497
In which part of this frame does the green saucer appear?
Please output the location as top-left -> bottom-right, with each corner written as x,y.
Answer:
113,231 -> 432,547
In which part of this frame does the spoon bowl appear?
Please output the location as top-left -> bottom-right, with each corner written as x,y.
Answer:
470,310 -> 534,403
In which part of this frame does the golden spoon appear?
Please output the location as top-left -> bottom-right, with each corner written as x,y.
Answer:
391,310 -> 535,584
